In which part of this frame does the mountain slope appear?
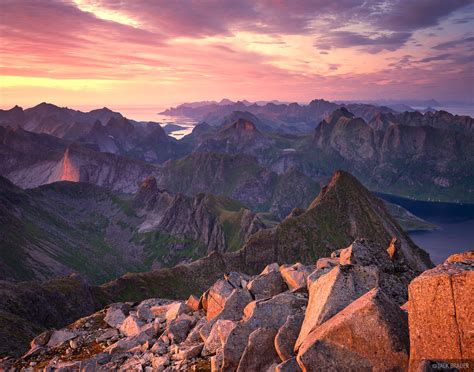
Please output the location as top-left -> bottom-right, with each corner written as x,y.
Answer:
0,177 -> 264,284
0,103 -> 191,164
307,108 -> 474,202
161,99 -> 395,134
228,170 -> 433,274
99,170 -> 433,305
0,170 -> 433,358
0,127 -> 161,193
156,152 -> 320,219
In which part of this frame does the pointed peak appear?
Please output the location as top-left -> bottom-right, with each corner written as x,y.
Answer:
35,102 -> 58,109
11,105 -> 23,112
308,170 -> 363,210
322,107 -> 355,126
219,98 -> 234,105
334,106 -> 354,118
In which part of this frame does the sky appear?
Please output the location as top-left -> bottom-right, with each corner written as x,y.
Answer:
1,0 -> 473,111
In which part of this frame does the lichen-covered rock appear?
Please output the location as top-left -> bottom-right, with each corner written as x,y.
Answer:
165,314 -> 193,344
297,288 -> 409,371
186,295 -> 200,312
276,357 -> 301,372
339,238 -> 393,270
243,293 -> 307,330
408,255 -> 474,370
444,250 -> 474,264
203,320 -> 237,356
206,278 -> 253,322
279,263 -> 313,291
316,257 -> 339,270
295,264 -> 379,350
247,266 -> 288,300
104,303 -> 129,329
119,314 -> 144,337
237,328 -> 280,372
275,312 -> 304,361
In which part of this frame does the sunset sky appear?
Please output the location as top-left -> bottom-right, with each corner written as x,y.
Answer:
1,0 -> 473,110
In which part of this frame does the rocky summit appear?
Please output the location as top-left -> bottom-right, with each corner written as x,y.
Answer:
3,244 -> 471,371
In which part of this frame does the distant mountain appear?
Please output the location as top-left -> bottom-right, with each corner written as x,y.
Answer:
0,103 -> 122,139
369,110 -> 474,134
228,170 -> 433,275
0,170 -> 436,358
305,108 -> 474,202
156,152 -> 320,219
162,123 -> 186,134
194,118 -> 274,157
0,176 -> 263,284
0,126 -> 160,193
0,103 -> 190,163
161,98 -> 396,134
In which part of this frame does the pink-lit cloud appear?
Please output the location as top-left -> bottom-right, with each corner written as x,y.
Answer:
0,0 -> 473,109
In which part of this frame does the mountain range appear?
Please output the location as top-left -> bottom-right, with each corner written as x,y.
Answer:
0,170 -> 435,357
0,176 -> 263,284
3,101 -> 472,204
0,98 -> 471,360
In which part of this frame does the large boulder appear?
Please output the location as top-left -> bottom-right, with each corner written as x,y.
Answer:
136,298 -> 172,321
237,328 -> 280,372
202,319 -> 237,356
339,238 -> 393,270
165,302 -> 192,322
206,279 -> 252,322
165,314 -> 193,344
408,253 -> 474,370
279,263 -> 313,291
297,288 -> 409,371
221,325 -> 252,371
119,314 -> 144,337
46,329 -> 77,348
276,357 -> 301,372
104,303 -> 129,329
295,264 -> 379,350
275,312 -> 304,362
221,293 -> 306,371
247,264 -> 288,300
243,293 -> 307,330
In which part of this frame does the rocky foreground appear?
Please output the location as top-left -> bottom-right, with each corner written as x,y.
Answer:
2,243 -> 472,371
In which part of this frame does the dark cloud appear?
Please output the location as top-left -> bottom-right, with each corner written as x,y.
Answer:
315,31 -> 411,53
79,0 -> 473,39
369,0 -> 472,31
3,0 -> 472,55
418,53 -> 452,63
433,36 -> 474,50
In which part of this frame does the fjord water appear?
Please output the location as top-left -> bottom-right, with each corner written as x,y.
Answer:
379,193 -> 474,264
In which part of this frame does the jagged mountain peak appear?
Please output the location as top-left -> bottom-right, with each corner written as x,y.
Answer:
324,107 -> 355,124
9,105 -> 23,112
308,170 -> 360,209
236,169 -> 433,275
